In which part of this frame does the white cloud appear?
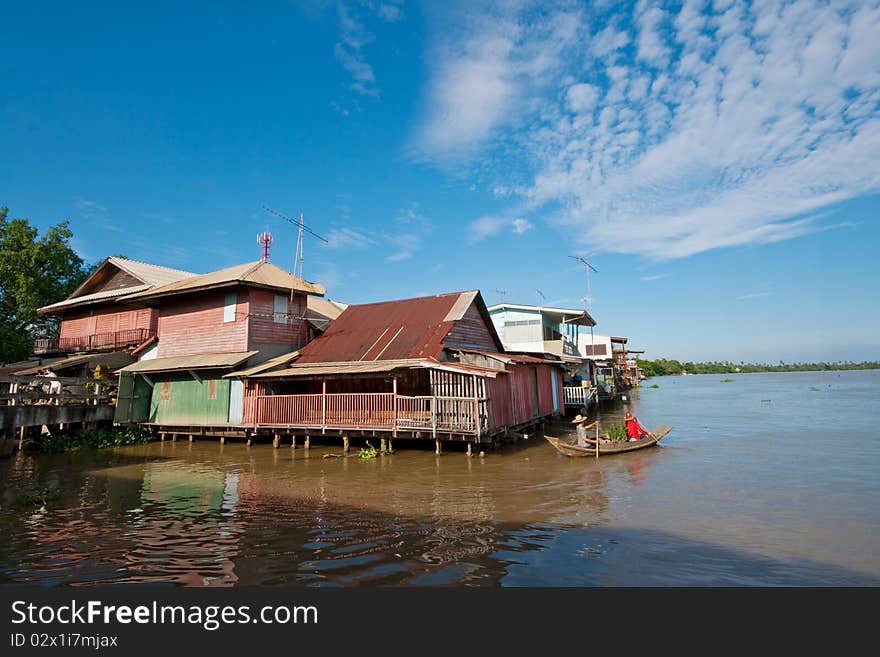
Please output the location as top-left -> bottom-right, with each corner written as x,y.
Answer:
417,0 -> 880,260
566,83 -> 600,113
512,218 -> 533,234
377,3 -> 403,23
335,3 -> 378,97
640,274 -> 668,281
736,292 -> 773,301
324,227 -> 378,250
468,215 -> 507,242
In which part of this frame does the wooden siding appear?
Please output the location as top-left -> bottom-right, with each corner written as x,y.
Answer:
60,305 -> 157,341
156,290 -> 249,358
443,303 -> 498,352
246,289 -> 310,353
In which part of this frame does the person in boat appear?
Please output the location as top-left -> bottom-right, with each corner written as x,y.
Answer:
572,414 -> 608,447
624,412 -> 653,441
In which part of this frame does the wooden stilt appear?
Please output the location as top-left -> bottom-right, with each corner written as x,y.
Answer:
171,433 -> 177,442
387,438 -> 393,452
467,443 -> 472,457
273,433 -> 280,449
290,435 -> 296,450
160,432 -> 166,442
343,434 -> 350,452
435,438 -> 442,455
220,436 -> 225,445
188,434 -> 194,443
380,437 -> 387,452
18,426 -> 26,450
246,437 -> 252,447
304,435 -> 310,450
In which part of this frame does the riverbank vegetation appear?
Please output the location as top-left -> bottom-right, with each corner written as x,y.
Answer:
23,426 -> 152,453
636,358 -> 880,377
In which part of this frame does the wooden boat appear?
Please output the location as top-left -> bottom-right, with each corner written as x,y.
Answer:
545,425 -> 672,457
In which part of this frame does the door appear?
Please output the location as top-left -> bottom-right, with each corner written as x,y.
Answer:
550,369 -> 559,413
228,379 -> 244,425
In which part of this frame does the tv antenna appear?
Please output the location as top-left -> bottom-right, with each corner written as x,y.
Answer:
261,204 -> 328,279
569,254 -> 598,312
495,288 -> 508,303
536,289 -> 546,307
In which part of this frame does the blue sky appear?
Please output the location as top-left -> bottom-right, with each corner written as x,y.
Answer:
2,0 -> 878,362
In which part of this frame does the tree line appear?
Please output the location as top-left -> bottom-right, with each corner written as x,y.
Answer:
0,206 -> 91,362
636,358 -> 880,376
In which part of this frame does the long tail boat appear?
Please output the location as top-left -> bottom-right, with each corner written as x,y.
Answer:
545,425 -> 672,457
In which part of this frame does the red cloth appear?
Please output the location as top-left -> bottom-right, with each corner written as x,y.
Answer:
626,418 -> 650,440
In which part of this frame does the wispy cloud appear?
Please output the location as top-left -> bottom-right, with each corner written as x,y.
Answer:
417,1 -> 880,259
736,292 -> 773,301
640,274 -> 668,282
335,3 -> 378,97
384,201 -> 432,262
468,215 -> 536,241
324,227 -> 378,250
75,198 -> 122,232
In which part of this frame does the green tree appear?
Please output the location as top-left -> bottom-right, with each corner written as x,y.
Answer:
0,206 -> 89,362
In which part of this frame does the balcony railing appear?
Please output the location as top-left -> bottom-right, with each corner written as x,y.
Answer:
563,386 -> 598,407
250,393 -> 490,435
35,328 -> 156,354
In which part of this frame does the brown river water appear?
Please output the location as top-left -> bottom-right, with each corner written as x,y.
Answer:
1,370 -> 878,586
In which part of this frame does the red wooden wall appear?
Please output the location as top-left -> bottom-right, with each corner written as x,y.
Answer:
444,303 -> 498,352
246,289 -> 310,353
60,304 -> 157,340
157,291 -> 249,357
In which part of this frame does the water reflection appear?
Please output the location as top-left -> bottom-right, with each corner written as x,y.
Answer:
2,372 -> 879,586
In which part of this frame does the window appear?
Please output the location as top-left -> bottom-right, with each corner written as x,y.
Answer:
274,294 -> 288,324
223,293 -> 237,322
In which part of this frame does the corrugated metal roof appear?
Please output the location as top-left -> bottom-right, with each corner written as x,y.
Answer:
295,291 -> 494,363
15,350 -> 134,375
107,257 -> 197,287
250,357 -> 503,379
452,348 -> 561,365
38,284 -> 151,313
118,351 -> 257,374
225,350 -> 300,378
126,261 -> 325,301
306,296 -> 347,320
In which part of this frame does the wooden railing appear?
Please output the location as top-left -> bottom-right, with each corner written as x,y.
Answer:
563,386 -> 598,407
42,328 -> 156,354
0,375 -> 115,406
251,392 -> 489,435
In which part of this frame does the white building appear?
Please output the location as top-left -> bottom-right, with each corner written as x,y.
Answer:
487,303 -> 596,359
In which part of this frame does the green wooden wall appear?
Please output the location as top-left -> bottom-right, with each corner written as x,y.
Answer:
149,373 -> 231,425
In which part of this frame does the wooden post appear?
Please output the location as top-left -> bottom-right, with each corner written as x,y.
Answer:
273,433 -> 280,449
321,380 -> 327,432
160,432 -> 165,442
304,434 -> 310,450
18,426 -> 26,450
435,438 -> 442,455
291,434 -> 296,450
380,437 -> 387,452
220,435 -> 225,445
188,434 -> 194,443
392,377 -> 398,438
343,434 -> 349,452
171,433 -> 177,442
467,442 -> 472,457
387,437 -> 393,453
246,433 -> 252,447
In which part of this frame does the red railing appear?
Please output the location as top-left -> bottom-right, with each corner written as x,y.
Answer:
249,393 -> 489,434
52,328 -> 156,353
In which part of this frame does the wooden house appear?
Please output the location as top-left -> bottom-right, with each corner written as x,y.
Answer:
113,260 -> 326,426
233,290 -> 566,450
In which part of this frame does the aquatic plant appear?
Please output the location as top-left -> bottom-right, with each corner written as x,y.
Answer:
606,424 -> 628,442
359,441 -> 378,459
15,486 -> 61,508
720,378 -> 735,383
25,426 -> 152,453
809,386 -> 820,391
647,384 -> 660,388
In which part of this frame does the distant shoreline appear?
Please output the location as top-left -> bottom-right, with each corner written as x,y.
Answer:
636,359 -> 880,377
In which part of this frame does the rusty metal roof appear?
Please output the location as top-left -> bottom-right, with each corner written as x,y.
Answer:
118,351 -> 257,374
295,290 -> 501,363
250,357 -> 504,379
125,261 -> 325,302
225,350 -> 301,378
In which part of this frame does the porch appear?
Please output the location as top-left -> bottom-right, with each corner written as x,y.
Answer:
562,385 -> 598,408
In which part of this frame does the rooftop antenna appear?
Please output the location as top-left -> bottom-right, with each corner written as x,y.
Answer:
569,254 -> 599,313
261,204 -> 328,279
256,229 -> 274,261
495,288 -> 508,304
536,289 -> 546,307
